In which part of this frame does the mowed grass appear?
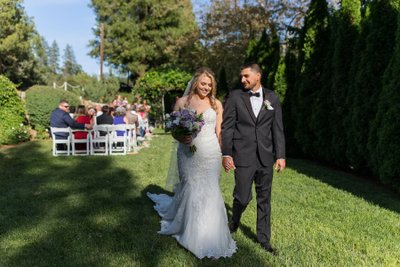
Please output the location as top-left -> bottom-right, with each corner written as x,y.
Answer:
0,132 -> 399,267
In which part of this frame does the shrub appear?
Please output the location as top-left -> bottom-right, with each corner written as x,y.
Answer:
64,73 -> 120,103
25,86 -> 80,130
133,68 -> 191,124
0,75 -> 31,145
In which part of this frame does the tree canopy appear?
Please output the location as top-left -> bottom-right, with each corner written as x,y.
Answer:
89,0 -> 199,79
0,0 -> 44,87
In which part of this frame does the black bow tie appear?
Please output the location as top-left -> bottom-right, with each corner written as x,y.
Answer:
249,91 -> 260,97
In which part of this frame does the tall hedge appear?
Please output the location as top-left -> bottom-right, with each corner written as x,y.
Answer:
282,32 -> 302,157
294,0 -> 330,157
245,27 -> 281,90
368,11 -> 400,190
329,0 -> 361,167
282,0 -> 400,190
0,75 -> 30,145
25,86 -> 80,130
347,0 -> 398,172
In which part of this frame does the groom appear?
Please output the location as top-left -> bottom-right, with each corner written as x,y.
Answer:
221,63 -> 286,254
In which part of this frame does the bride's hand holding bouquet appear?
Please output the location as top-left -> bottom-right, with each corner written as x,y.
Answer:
165,108 -> 205,154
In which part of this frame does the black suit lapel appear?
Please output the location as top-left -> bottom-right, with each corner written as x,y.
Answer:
240,90 -> 257,123
256,87 -> 268,123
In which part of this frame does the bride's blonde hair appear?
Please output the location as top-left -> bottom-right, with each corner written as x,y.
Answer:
185,67 -> 218,112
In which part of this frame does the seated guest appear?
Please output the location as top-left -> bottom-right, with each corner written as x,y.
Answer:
69,106 -> 76,119
87,106 -> 97,125
109,106 -> 115,117
95,104 -> 103,116
50,100 -> 91,140
96,105 -> 114,136
137,106 -> 148,137
113,106 -> 128,136
125,104 -> 139,128
74,105 -> 94,140
97,105 -> 113,125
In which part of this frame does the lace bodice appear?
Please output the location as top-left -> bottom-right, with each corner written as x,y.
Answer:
197,108 -> 217,137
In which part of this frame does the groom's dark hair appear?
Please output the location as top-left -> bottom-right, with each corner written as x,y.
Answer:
241,62 -> 262,74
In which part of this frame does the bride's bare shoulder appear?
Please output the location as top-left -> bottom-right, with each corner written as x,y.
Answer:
174,96 -> 188,110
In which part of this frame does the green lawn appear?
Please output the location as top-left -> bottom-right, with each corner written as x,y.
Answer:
0,133 -> 399,267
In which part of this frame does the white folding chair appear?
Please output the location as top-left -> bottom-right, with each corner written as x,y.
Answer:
90,125 -> 110,155
70,129 -> 91,156
50,127 -> 71,156
126,124 -> 138,152
109,124 -> 128,155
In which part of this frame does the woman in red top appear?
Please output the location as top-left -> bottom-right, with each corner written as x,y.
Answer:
74,105 -> 93,139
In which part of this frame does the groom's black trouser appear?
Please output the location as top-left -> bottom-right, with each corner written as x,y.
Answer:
232,156 -> 273,244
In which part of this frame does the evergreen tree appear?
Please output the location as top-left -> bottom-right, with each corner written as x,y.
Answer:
347,0 -> 398,172
308,13 -> 334,161
0,0 -> 44,87
31,35 -> 52,83
62,44 -> 82,76
48,41 -> 60,74
329,0 -> 361,167
89,0 -> 199,79
245,27 -> 280,90
368,11 -> 400,189
273,57 -> 287,101
294,0 -> 330,156
282,30 -> 302,156
217,67 -> 229,99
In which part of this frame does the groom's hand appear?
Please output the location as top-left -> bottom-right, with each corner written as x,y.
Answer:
222,156 -> 236,172
274,159 -> 286,173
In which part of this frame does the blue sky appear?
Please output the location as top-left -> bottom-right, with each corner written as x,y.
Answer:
23,0 -> 208,76
24,0 -> 99,75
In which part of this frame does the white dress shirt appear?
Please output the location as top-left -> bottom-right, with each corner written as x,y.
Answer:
249,86 -> 263,117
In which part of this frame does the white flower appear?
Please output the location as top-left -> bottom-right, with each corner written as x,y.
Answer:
264,100 -> 274,110
173,118 -> 180,125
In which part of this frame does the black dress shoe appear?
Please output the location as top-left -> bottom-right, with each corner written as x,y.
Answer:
229,222 -> 239,233
260,242 -> 276,255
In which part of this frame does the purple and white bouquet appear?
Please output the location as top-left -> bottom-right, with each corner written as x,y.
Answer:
165,108 -> 205,154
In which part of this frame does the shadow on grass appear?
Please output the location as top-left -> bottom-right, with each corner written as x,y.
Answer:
288,158 -> 400,214
225,205 -> 258,243
0,141 -> 272,266
0,142 -> 162,266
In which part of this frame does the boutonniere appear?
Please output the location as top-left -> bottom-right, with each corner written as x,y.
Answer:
264,99 -> 274,110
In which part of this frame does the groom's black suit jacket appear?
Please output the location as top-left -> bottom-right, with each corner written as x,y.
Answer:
221,87 -> 285,167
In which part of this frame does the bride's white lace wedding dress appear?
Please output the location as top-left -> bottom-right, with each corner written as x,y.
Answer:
147,108 -> 237,259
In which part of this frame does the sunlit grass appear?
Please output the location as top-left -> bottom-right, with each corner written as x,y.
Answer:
0,133 -> 399,266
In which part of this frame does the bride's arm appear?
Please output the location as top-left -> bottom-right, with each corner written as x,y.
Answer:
173,96 -> 186,111
215,100 -> 223,145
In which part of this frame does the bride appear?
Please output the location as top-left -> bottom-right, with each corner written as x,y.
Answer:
147,67 -> 237,259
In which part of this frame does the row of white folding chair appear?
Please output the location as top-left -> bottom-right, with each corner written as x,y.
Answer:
51,127 -> 90,156
51,125 -> 134,156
